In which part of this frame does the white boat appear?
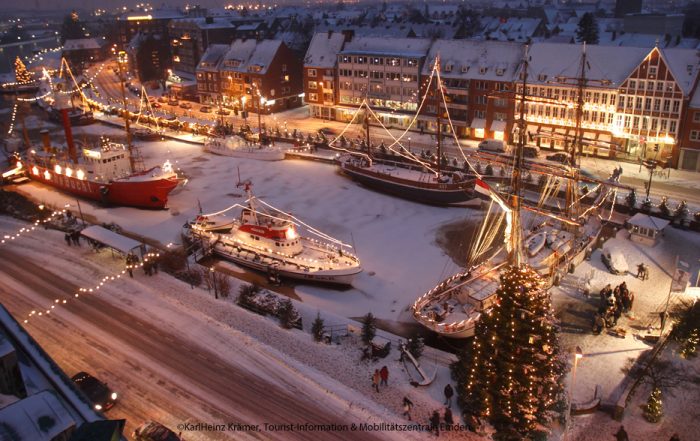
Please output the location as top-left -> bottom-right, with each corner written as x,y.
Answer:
185,185 -> 362,286
204,135 -> 285,161
525,231 -> 546,257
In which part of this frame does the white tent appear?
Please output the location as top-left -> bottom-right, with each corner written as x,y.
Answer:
627,213 -> 670,246
80,225 -> 144,256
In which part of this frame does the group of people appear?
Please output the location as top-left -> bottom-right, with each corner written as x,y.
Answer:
636,262 -> 650,280
594,282 -> 635,333
63,230 -> 81,247
370,366 -> 389,392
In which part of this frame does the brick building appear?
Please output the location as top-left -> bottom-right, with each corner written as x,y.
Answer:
420,40 -> 521,142
678,86 -> 700,171
303,31 -> 348,120
197,39 -> 303,113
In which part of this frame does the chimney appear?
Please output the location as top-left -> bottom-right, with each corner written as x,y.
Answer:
40,129 -> 50,152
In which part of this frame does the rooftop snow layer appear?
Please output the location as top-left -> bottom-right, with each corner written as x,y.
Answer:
304,32 -> 347,68
341,37 -> 432,58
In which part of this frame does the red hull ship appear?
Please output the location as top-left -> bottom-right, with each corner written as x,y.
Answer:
25,104 -> 178,209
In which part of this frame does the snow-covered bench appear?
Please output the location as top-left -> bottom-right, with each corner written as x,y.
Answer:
571,384 -> 602,415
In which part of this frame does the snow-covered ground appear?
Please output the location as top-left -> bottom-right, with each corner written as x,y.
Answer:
5,124 -> 700,440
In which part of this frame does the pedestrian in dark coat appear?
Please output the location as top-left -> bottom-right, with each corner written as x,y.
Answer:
613,304 -> 622,326
614,425 -> 629,441
429,410 -> 440,436
379,366 -> 389,387
443,408 -> 453,431
65,233 -> 72,246
443,383 -> 454,407
402,396 -> 413,421
371,369 -> 380,393
71,230 -> 80,246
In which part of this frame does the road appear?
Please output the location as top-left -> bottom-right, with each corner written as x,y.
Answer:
0,225 -> 387,441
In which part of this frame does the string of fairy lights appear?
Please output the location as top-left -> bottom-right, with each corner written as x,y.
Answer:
23,250 -> 160,324
0,207 -> 67,245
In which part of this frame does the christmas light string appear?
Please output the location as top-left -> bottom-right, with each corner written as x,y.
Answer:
6,103 -> 18,135
23,251 -> 160,324
0,208 -> 67,245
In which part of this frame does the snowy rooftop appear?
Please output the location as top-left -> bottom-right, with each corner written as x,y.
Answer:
481,16 -> 542,42
80,225 -> 143,255
423,40 -> 522,81
525,42 -> 650,88
0,391 -> 75,440
170,16 -> 236,29
304,32 -> 347,68
659,47 -> 700,95
627,213 -> 670,231
217,39 -> 283,75
340,37 -> 432,58
62,38 -> 103,51
197,44 -> 229,71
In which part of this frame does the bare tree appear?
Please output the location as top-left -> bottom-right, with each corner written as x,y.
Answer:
622,351 -> 700,393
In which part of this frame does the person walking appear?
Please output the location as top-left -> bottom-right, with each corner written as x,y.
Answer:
126,254 -> 134,278
443,407 -> 453,431
402,396 -> 413,421
443,383 -> 454,407
379,366 -> 389,387
71,230 -> 81,246
614,425 -> 629,441
429,410 -> 440,437
64,233 -> 72,247
372,369 -> 380,393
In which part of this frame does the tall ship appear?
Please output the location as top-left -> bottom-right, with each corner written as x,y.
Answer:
335,57 -> 476,206
412,44 -> 618,338
185,183 -> 362,285
21,60 -> 179,209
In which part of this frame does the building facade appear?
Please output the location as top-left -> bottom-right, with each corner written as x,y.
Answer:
304,32 -> 347,121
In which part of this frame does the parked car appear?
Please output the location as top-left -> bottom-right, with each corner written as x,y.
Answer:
200,106 -> 212,113
71,372 -> 117,411
477,139 -> 508,153
168,98 -> 178,106
546,152 -> 569,164
151,102 -> 162,109
164,113 -> 177,121
157,96 -> 167,103
318,127 -> 338,136
217,108 -> 231,116
179,102 -> 192,109
133,421 -> 181,441
523,145 -> 539,158
601,247 -> 628,275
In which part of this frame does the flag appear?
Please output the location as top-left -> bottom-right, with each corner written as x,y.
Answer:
671,260 -> 690,293
475,179 -> 491,196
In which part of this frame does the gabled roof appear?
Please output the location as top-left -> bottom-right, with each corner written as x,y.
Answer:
658,47 -> 700,96
525,43 -> 649,88
304,32 -> 346,68
218,39 -> 283,75
341,37 -> 432,58
423,40 -> 523,81
197,44 -> 229,71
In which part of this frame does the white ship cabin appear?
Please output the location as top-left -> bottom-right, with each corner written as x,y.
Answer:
236,208 -> 304,255
82,143 -> 131,181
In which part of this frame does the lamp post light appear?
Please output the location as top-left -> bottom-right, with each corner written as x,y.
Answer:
565,346 -> 583,440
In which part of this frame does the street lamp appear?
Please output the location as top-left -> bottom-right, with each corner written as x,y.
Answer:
565,346 -> 583,440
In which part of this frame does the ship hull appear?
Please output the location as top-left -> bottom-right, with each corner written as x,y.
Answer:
212,243 -> 361,286
28,163 -> 178,209
340,162 -> 475,206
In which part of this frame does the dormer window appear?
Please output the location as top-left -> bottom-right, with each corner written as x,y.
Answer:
444,62 -> 453,73
479,67 -> 487,74
538,74 -> 547,82
496,68 -> 504,76
461,65 -> 468,73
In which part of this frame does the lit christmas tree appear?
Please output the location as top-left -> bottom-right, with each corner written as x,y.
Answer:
643,387 -> 663,423
451,264 -> 567,437
14,56 -> 32,84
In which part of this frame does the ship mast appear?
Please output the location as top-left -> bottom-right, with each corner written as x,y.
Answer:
507,45 -> 531,266
435,55 -> 442,178
117,51 -> 135,173
567,43 -> 587,222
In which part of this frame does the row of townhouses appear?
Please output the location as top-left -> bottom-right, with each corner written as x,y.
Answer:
303,32 -> 700,171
